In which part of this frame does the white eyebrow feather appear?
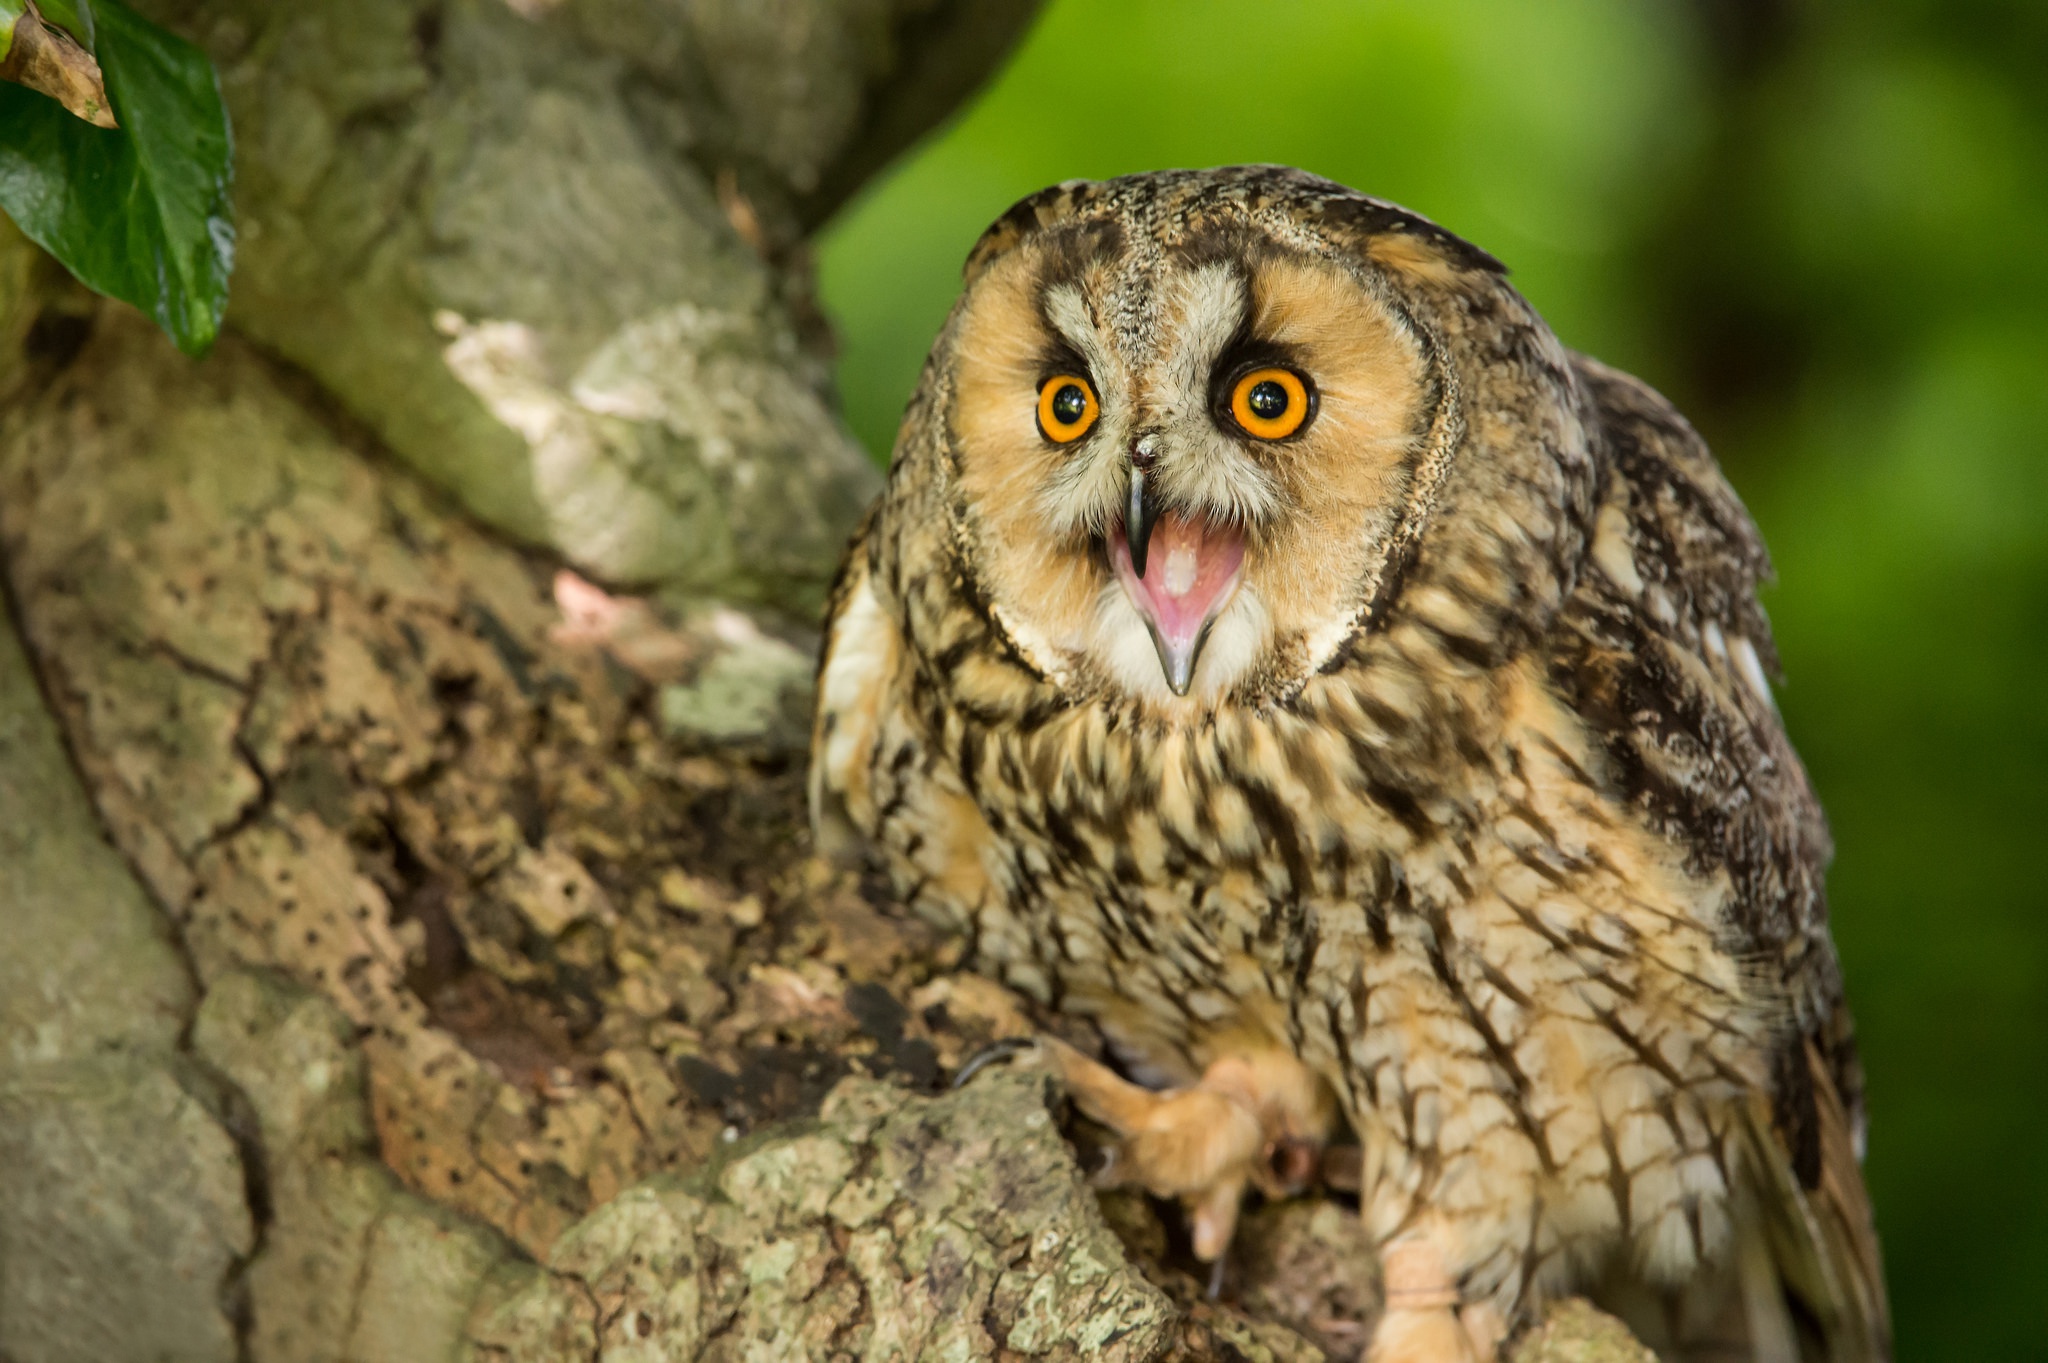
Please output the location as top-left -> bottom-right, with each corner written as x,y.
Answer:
1153,264 -> 1280,527
1164,264 -> 1245,397
1044,284 -> 1116,382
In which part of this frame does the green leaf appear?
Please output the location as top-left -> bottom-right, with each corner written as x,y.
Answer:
0,3 -> 26,61
0,0 -> 230,356
34,0 -> 93,52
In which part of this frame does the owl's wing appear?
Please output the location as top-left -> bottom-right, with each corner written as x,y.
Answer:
1552,356 -> 1889,1362
810,510 -> 901,862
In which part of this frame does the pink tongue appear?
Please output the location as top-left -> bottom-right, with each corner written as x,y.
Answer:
1112,512 -> 1245,657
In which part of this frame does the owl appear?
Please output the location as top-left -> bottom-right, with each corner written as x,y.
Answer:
810,167 -> 1887,1363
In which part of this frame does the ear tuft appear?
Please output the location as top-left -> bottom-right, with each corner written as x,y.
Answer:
1317,195 -> 1507,279
964,179 -> 1100,284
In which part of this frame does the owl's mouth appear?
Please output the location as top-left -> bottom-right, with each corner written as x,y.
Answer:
1107,508 -> 1245,696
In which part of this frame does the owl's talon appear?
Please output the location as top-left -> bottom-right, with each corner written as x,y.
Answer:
950,1035 -> 1038,1089
1206,1247 -> 1230,1302
1187,1166 -> 1253,1261
1367,1237 -> 1500,1363
1090,1143 -> 1120,1183
1027,1035 -> 1331,1264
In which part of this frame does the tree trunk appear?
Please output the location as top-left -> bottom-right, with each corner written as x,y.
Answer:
0,4 -> 1647,1358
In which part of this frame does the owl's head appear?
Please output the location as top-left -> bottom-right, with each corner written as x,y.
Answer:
908,167 -> 1528,711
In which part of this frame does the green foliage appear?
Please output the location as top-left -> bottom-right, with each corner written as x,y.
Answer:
819,0 -> 1704,464
32,1 -> 94,48
819,2 -> 2048,1356
0,0 -> 232,356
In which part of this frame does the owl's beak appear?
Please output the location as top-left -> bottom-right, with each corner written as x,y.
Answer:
1110,493 -> 1246,696
1125,463 -> 1162,578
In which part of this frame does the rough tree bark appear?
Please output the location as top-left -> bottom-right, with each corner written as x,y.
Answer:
0,3 -> 1649,1359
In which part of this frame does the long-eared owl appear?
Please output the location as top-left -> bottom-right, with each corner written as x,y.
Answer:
810,167 -> 1887,1363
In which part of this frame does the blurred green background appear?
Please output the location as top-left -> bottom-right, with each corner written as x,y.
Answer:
816,1 -> 2048,1356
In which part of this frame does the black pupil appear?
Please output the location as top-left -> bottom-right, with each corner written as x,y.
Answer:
1050,383 -> 1088,426
1248,378 -> 1290,420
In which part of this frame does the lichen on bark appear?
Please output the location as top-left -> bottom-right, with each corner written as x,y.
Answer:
471,1071 -> 1183,1361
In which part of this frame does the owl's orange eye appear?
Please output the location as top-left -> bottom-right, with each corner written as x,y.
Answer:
1036,376 -> 1099,443
1228,367 -> 1312,440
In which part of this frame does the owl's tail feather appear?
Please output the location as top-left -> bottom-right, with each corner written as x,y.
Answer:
1736,1042 -> 1892,1363
1592,1049 -> 1890,1363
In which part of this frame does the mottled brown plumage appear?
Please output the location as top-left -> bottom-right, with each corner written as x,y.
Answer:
810,167 -> 1886,1362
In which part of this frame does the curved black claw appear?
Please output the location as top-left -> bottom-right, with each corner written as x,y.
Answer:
1206,1248 -> 1230,1302
950,1036 -> 1039,1090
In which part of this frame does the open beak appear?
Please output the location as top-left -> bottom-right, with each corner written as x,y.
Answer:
1112,466 -> 1245,695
